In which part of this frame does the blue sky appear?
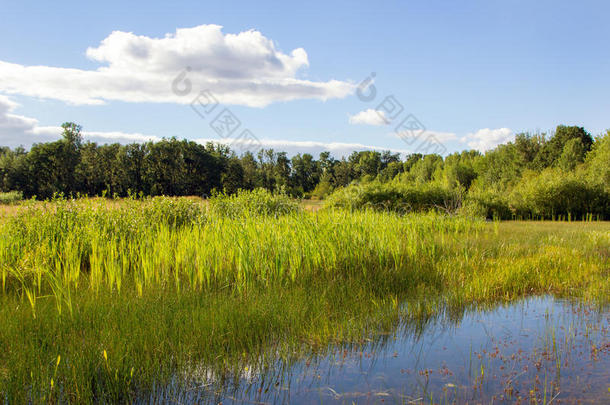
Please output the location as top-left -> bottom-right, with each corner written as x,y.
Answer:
1,0 -> 608,156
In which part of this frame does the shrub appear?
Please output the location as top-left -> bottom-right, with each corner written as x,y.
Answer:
0,191 -> 23,205
461,185 -> 512,220
309,180 -> 333,200
324,181 -> 461,213
208,188 -> 300,218
508,169 -> 609,219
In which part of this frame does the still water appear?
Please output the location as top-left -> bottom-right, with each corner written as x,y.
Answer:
145,296 -> 609,404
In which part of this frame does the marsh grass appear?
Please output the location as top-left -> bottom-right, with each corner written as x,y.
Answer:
0,191 -> 23,205
0,193 -> 608,402
208,188 -> 300,218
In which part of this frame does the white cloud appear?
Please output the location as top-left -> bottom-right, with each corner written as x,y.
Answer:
1,95 -> 515,157
0,95 -> 39,134
431,131 -> 458,142
196,137 -> 412,158
81,131 -> 161,144
461,127 -> 514,152
0,95 -> 58,146
348,109 -> 390,126
0,25 -> 354,107
0,95 -> 161,147
0,95 -> 407,157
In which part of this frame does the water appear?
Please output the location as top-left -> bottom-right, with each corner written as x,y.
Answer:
145,296 -> 609,404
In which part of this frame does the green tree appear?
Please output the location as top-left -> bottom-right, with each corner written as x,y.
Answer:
333,158 -> 353,187
558,138 -> 586,171
240,152 -> 261,190
534,125 -> 593,168
291,153 -> 318,194
583,130 -> 610,191
221,158 -> 245,194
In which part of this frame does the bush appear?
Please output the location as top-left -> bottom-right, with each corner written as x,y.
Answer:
324,181 -> 462,213
309,180 -> 333,200
461,185 -> 512,220
0,191 -> 23,205
508,169 -> 609,219
208,188 -> 300,218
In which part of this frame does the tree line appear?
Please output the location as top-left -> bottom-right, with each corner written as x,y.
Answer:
0,123 -> 608,218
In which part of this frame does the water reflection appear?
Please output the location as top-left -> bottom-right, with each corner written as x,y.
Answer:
142,296 -> 609,404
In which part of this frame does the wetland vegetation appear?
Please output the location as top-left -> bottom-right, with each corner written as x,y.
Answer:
0,191 -> 608,403
0,124 -> 609,403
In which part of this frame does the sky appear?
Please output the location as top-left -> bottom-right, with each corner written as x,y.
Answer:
1,0 -> 609,157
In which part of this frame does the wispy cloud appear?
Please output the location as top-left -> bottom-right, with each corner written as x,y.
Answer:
0,95 -> 160,147
348,109 -> 390,126
196,137 -> 412,157
1,95 -> 515,155
0,95 -> 407,157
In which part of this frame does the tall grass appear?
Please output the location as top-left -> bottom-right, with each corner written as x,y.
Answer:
1,195 -> 477,297
0,192 -> 608,402
0,190 -> 23,205
208,188 -> 300,218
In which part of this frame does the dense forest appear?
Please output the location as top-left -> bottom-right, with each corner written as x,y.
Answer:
1,123 -> 608,219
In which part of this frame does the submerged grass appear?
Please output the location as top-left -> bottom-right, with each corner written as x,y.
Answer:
0,193 -> 608,402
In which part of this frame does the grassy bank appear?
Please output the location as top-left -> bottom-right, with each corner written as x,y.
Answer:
0,195 -> 608,402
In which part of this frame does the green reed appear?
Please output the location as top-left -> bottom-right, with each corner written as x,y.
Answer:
0,192 -> 608,403
0,196 -> 481,300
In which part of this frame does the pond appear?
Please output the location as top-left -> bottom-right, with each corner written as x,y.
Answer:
144,296 -> 609,404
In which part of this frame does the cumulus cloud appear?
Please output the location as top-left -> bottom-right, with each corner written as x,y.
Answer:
348,109 -> 390,126
0,25 -> 354,107
461,127 -> 514,152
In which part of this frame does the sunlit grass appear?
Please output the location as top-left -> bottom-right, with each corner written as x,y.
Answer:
0,193 -> 607,402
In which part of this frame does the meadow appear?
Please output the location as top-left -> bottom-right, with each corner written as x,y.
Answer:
0,191 -> 608,403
